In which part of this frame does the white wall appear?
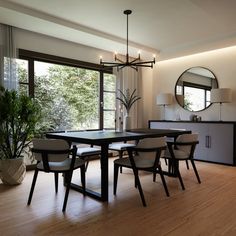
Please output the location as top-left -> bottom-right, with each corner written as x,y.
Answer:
143,46 -> 236,123
14,28 -> 113,64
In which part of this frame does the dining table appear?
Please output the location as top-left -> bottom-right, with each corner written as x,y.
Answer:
46,128 -> 191,202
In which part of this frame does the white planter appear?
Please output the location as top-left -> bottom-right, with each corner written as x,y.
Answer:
125,115 -> 131,130
0,158 -> 26,185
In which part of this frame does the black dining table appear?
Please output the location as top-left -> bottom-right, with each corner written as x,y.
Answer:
46,128 -> 191,202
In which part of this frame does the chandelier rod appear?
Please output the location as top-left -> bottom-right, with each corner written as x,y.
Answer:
126,10 -> 129,58
124,10 -> 132,63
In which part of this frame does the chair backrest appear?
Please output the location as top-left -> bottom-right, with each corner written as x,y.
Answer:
176,133 -> 198,154
136,137 -> 166,149
134,137 -> 166,160
32,139 -> 70,162
127,137 -> 166,170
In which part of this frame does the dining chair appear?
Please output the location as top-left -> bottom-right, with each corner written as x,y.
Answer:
113,137 -> 169,207
27,139 -> 86,212
75,144 -> 101,171
109,141 -> 136,173
163,133 -> 200,190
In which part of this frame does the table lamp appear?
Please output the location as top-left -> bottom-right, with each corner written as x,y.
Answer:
210,88 -> 232,121
156,93 -> 173,120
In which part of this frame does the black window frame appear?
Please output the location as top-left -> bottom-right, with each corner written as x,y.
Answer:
18,49 -> 113,130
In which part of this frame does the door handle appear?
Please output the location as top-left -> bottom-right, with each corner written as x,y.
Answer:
205,135 -> 210,148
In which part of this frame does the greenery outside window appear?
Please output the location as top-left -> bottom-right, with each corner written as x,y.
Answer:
14,49 -> 115,131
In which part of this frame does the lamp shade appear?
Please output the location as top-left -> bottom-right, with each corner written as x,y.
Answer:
156,93 -> 173,105
210,88 -> 232,103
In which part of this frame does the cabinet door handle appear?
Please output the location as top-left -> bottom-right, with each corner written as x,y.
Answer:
208,136 -> 211,148
205,135 -> 209,148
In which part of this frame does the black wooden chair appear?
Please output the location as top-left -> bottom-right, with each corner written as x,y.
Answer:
109,142 -> 136,173
113,137 -> 169,207
163,133 -> 200,190
27,139 -> 86,212
76,145 -> 101,171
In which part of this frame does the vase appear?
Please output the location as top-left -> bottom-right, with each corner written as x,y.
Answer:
0,157 -> 26,185
125,115 -> 131,131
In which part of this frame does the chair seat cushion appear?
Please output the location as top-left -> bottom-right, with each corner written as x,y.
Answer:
109,143 -> 136,151
164,149 -> 189,160
37,158 -> 85,171
76,147 -> 101,156
114,154 -> 157,169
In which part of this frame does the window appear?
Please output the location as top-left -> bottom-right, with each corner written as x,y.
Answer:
17,49 -> 115,131
183,82 -> 211,111
17,59 -> 29,95
103,73 -> 116,129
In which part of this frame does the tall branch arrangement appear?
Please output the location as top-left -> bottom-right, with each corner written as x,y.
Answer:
116,89 -> 141,115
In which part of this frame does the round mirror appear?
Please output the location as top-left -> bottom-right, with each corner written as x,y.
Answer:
175,67 -> 218,112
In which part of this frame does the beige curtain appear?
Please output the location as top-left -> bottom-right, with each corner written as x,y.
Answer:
0,24 -> 18,90
114,66 -> 142,129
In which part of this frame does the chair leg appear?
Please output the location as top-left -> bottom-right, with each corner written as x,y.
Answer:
119,151 -> 123,173
164,158 -> 168,165
134,170 -> 139,188
176,166 -> 185,190
80,165 -> 86,195
113,163 -> 119,195
132,169 -> 146,207
190,160 -> 201,183
152,172 -> 157,182
85,161 -> 89,172
186,160 -> 189,169
27,169 -> 39,205
62,171 -> 73,212
158,165 -> 170,197
54,173 -> 58,193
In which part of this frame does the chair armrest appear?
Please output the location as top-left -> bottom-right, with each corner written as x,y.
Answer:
127,146 -> 166,152
167,141 -> 199,146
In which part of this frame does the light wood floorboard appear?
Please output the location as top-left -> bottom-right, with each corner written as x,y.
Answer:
1,158 -> 236,236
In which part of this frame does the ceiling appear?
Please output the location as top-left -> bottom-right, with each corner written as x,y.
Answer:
1,0 -> 236,61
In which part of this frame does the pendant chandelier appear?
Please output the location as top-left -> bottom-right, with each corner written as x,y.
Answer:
100,10 -> 156,71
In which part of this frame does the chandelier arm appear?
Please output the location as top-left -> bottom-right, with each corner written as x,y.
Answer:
130,57 -> 141,63
131,66 -> 138,71
133,60 -> 155,65
101,61 -> 125,65
119,64 -> 128,70
134,64 -> 154,67
115,57 -> 125,63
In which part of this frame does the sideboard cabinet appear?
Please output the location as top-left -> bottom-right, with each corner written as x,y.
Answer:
149,120 -> 236,165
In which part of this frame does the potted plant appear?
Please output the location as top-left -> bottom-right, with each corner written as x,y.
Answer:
0,86 -> 41,185
116,88 -> 141,130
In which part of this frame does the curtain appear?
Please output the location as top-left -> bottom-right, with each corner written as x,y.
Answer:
114,66 -> 142,129
0,24 -> 18,90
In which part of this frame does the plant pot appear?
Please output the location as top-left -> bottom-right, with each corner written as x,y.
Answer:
0,157 -> 26,185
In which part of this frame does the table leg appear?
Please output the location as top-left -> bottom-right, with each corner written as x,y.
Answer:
100,143 -> 109,201
67,143 -> 109,202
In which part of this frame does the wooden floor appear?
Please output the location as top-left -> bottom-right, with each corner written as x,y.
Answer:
1,158 -> 236,236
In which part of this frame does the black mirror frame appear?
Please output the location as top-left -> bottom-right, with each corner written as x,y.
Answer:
175,66 -> 219,112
